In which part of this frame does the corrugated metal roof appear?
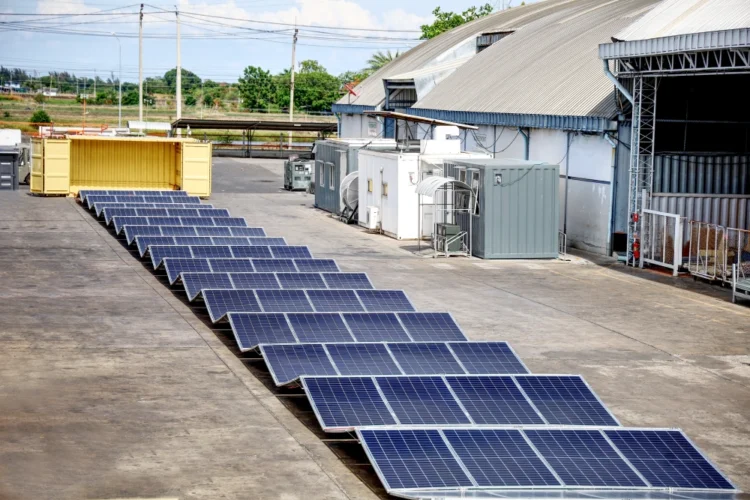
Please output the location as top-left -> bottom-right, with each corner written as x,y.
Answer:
386,55 -> 474,82
411,0 -> 659,121
615,0 -> 750,40
335,0 -> 596,109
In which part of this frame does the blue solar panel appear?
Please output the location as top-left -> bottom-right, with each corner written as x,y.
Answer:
303,377 -> 397,431
249,237 -> 285,246
164,258 -> 211,284
181,272 -> 233,301
322,273 -> 373,290
197,208 -> 231,218
277,273 -> 326,289
307,290 -> 364,312
445,376 -> 544,425
203,289 -> 261,322
103,208 -> 137,224
230,246 -> 272,259
177,196 -> 201,204
359,429 -> 473,490
525,430 -> 646,487
136,236 -> 175,257
343,313 -> 411,342
357,290 -> 414,312
208,259 -> 255,273
114,195 -> 146,203
261,344 -> 338,385
229,272 -> 279,289
443,429 -> 560,487
515,376 -> 618,426
160,226 -> 198,237
150,245 -> 194,268
252,259 -> 296,272
135,208 -> 169,218
294,259 -> 339,272
166,208 -> 200,218
231,227 -> 266,237
143,195 -> 175,203
181,216 -> 214,226
147,217 -> 182,227
325,343 -> 402,376
196,226 -> 232,236
191,245 -> 233,259
228,313 -> 296,351
387,343 -> 465,375
605,430 -> 735,490
270,246 -> 312,259
256,289 -> 313,312
211,237 -> 251,246
125,225 -> 162,244
287,313 -> 354,343
86,195 -> 117,209
448,342 -> 529,375
375,376 -> 471,425
94,202 -> 127,216
113,216 -> 149,234
173,237 -> 213,246
397,313 -> 466,341
217,217 -> 248,227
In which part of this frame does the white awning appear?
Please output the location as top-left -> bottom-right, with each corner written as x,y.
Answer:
415,176 -> 472,197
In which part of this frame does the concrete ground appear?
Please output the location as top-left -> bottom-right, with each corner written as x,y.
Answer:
1,157 -> 748,499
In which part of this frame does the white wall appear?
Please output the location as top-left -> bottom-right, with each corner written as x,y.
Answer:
340,114 -> 382,139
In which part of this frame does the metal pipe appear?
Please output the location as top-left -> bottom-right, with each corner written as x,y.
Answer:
605,132 -> 617,256
563,132 -> 572,234
602,59 -> 633,104
518,127 -> 529,160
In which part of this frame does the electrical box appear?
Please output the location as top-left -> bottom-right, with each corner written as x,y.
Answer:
366,206 -> 380,230
284,159 -> 313,191
436,223 -> 462,252
0,147 -> 20,191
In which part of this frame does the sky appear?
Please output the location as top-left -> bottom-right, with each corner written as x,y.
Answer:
0,0 -> 533,84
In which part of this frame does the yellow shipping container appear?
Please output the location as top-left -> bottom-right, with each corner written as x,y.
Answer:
30,135 -> 212,197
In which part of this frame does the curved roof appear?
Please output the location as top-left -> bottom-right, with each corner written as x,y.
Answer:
412,0 -> 658,121
416,176 -> 473,197
336,0 -> 595,110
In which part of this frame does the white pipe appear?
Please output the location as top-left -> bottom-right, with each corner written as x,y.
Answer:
602,59 -> 633,104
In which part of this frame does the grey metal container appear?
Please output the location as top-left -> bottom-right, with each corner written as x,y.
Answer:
314,138 -> 395,215
445,158 -> 559,259
284,159 -> 313,191
0,147 -> 20,191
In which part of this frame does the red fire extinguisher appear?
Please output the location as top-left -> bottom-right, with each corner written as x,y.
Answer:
633,238 -> 641,261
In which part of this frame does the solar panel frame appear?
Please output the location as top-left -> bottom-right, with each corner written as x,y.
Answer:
173,236 -> 213,246
181,272 -> 233,301
252,258 -> 297,273
276,273 -> 327,290
325,343 -> 403,376
255,289 -> 314,313
228,272 -> 280,289
164,258 -> 211,284
159,225 -> 199,237
230,227 -> 267,237
248,237 -> 286,246
286,313 -> 355,343
270,246 -> 313,259
356,290 -> 416,312
190,245 -> 233,259
230,246 -> 273,259
321,272 -> 374,290
207,258 -> 255,273
259,343 -> 339,386
396,312 -> 467,341
294,259 -> 340,272
447,342 -> 530,375
387,343 -> 467,375
125,225 -> 163,244
113,216 -> 150,234
343,313 -> 412,342
136,236 -> 176,257
227,313 -> 297,352
374,376 -> 472,426
211,237 -> 252,246
307,289 -> 365,312
149,245 -> 194,268
202,288 -> 262,323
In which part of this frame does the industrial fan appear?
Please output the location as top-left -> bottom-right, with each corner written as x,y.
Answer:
339,171 -> 359,224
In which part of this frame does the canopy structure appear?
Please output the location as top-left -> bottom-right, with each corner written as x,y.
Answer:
416,176 -> 472,197
171,118 -> 337,133
415,176 -> 475,258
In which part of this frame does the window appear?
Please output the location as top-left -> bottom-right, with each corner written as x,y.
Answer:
471,170 -> 481,216
368,179 -> 373,193
329,162 -> 336,190
315,160 -> 323,187
456,167 -> 467,184
382,182 -> 389,197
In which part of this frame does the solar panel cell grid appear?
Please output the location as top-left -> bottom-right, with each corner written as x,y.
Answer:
135,208 -> 169,218
307,290 -> 364,312
270,246 -> 313,259
208,259 -> 255,273
196,226 -> 233,236
212,237 -> 251,246
229,273 -> 280,289
231,227 -> 266,237
173,237 -> 213,246
181,272 -> 233,301
160,226 -> 198,237
325,344 -> 402,376
217,217 -> 248,227
357,290 -> 415,312
203,289 -> 262,322
104,208 -> 137,224
375,376 -> 471,425
445,376 -> 545,425
198,208 -> 231,218
228,313 -> 296,351
164,258 -> 211,284
276,273 -> 327,289
448,342 -> 529,375
516,376 -> 619,426
287,313 -> 354,343
148,217 -> 182,227
191,245 -> 233,259
294,259 -> 339,272
114,216 -> 149,234
230,246 -> 273,259
181,216 -> 214,226
136,236 -> 175,257
150,245 -> 194,268
303,377 -> 397,430
261,344 -> 338,385
322,273 -> 373,290
343,313 -> 411,342
256,289 -> 313,312
387,343 -> 465,375
167,208 -> 200,218
252,259 -> 296,273
125,225 -> 162,244
248,237 -> 285,246
397,313 -> 466,341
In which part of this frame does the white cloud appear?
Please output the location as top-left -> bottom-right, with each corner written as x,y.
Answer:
36,0 -> 99,15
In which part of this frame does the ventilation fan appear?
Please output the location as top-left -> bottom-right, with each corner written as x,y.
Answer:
339,171 -> 359,224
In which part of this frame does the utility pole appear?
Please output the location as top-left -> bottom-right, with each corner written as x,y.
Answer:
288,26 -> 298,149
200,81 -> 204,119
93,70 -> 96,97
175,5 -> 182,136
138,3 -> 144,131
112,33 -> 122,128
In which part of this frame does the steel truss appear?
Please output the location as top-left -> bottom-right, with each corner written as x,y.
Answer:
616,48 -> 750,76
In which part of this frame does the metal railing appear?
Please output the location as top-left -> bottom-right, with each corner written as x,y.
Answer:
687,221 -> 727,281
558,231 -> 567,256
641,208 -> 684,276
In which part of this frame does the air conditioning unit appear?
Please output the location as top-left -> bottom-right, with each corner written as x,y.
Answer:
366,206 -> 380,230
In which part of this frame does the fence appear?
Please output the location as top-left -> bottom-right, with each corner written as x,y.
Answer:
641,209 -> 684,276
686,221 -> 727,281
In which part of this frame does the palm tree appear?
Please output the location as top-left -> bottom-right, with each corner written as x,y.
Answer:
367,50 -> 400,72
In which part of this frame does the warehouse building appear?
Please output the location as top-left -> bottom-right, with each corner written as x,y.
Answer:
334,0 -> 662,255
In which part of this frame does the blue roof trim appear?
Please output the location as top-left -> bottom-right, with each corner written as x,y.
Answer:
331,104 -> 377,114
406,108 -> 616,132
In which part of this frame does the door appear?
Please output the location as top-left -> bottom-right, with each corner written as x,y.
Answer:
42,139 -> 71,194
181,143 -> 212,197
30,138 -> 44,193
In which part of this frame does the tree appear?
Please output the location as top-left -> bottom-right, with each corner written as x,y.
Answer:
420,4 -> 494,39
185,95 -> 197,106
367,50 -> 400,72
33,93 -> 47,104
164,68 -> 201,94
238,66 -> 276,111
294,61 -> 341,112
338,70 -> 371,86
30,109 -> 51,125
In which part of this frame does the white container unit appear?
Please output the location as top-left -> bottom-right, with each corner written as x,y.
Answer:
357,147 -> 489,240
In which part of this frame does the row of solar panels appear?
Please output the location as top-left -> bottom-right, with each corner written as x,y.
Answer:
149,244 -> 312,268
81,190 -> 737,499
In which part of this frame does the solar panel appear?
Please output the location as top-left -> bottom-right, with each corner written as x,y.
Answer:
86,195 -> 117,209
164,258 -> 211,284
125,225 -> 162,244
211,237 -> 251,246
287,313 -> 354,343
94,202 -> 127,216
397,313 -> 466,341
143,195 -> 176,203
322,272 -> 373,290
525,430 -> 646,487
216,217 -> 248,227
208,258 -> 255,273
103,208 -> 137,224
79,190 -> 108,203
230,227 -> 266,237
294,259 -> 339,272
387,343 -> 465,375
358,429 -> 473,490
249,237 -> 285,246
443,429 -> 559,487
260,344 -> 338,385
147,216 -> 182,227
113,216 -> 149,234
277,273 -> 326,289
229,272 -> 280,289
515,375 -> 619,426
604,429 -> 735,490
166,208 -> 200,218
160,226 -> 198,237
230,246 -> 273,259
375,376 -> 471,425
256,289 -> 313,312
445,376 -> 545,425
227,313 -> 296,351
191,245 -> 233,259
197,208 -> 231,218
270,246 -> 313,259
302,377 -> 397,431
343,313 -> 411,342
448,342 -> 529,375
357,290 -> 415,312
114,195 -> 146,203
150,245 -> 194,268
173,236 -> 213,246
196,226 -> 233,236
325,343 -> 402,376
135,208 -> 169,218
307,289 -> 364,312
203,289 -> 261,322
181,272 -> 233,301
180,216 -> 214,227
136,236 -> 175,257
178,196 -> 202,204
252,259 -> 296,273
